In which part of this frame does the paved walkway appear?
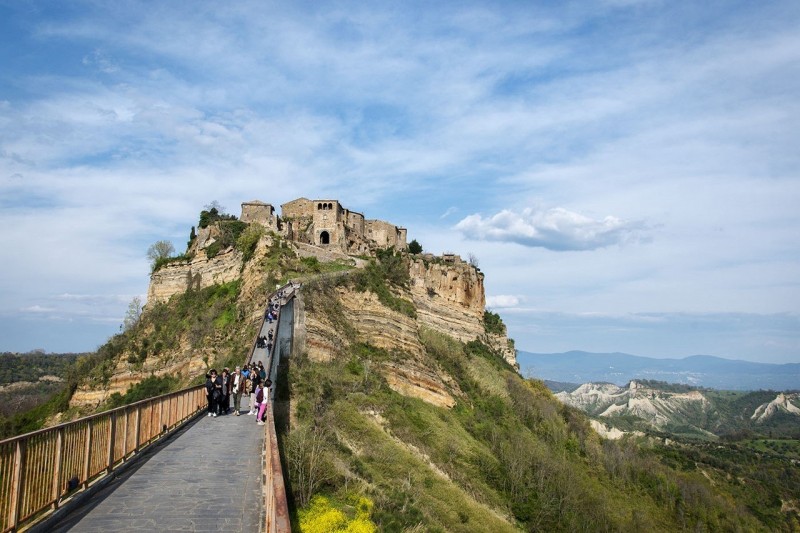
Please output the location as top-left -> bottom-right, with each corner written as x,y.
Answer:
51,396 -> 266,532
51,286 -> 297,532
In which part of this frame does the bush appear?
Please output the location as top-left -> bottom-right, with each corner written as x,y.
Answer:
483,310 -> 505,335
298,495 -> 377,533
106,375 -> 178,409
351,249 -> 415,318
152,253 -> 191,273
198,206 -> 237,229
236,224 -> 265,263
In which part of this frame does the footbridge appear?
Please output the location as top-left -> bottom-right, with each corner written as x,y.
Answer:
0,284 -> 297,532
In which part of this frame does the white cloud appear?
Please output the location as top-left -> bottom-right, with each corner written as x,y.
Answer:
455,207 -> 648,251
20,305 -> 55,313
486,295 -> 522,308
439,207 -> 458,219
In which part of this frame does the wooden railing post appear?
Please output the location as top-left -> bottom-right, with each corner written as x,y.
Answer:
134,406 -> 142,453
107,412 -> 117,473
160,394 -> 164,435
51,427 -> 64,509
82,421 -> 92,488
122,409 -> 129,459
9,439 -> 27,529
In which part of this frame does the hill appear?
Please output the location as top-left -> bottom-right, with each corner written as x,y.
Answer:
554,379 -> 800,440
0,351 -> 81,438
36,199 -> 800,530
519,350 -> 800,390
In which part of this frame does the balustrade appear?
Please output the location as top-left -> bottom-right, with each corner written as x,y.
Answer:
0,385 -> 206,532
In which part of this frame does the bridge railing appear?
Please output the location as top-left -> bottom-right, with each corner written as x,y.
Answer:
251,282 -> 295,533
0,384 -> 206,532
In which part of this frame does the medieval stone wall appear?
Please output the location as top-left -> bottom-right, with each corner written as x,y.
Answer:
279,197 -> 406,253
240,200 -> 278,228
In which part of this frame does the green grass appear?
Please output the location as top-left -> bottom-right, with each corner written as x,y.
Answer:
281,307 -> 769,532
105,375 -> 179,409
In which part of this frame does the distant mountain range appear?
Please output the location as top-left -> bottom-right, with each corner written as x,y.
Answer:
518,351 -> 800,391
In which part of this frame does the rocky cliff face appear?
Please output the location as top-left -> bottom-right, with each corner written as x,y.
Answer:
147,248 -> 242,304
409,257 -> 516,368
74,213 -> 516,413
295,256 -> 515,409
557,380 -> 712,431
751,393 -> 800,423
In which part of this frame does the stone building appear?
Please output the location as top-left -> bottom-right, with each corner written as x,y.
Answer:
240,197 -> 407,254
239,200 -> 279,229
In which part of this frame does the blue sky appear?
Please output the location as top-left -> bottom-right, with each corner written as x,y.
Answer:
1,1 -> 799,363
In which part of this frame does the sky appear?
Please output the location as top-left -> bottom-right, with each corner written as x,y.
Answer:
1,1 -> 798,363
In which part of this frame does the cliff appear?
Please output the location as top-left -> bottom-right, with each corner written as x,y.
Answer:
71,212 -> 516,412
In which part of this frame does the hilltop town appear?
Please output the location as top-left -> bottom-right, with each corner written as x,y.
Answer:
72,198 -> 517,411
147,198 -> 409,303
241,198 -> 407,253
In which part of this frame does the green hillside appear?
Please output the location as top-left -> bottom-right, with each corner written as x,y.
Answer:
278,279 -> 789,531
0,352 -> 81,439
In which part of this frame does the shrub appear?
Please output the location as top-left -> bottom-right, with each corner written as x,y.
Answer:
205,241 -> 221,259
152,253 -> 191,273
235,224 -> 265,263
351,250 -> 415,319
198,205 -> 237,229
106,375 -> 178,409
483,310 -> 505,335
298,495 -> 377,533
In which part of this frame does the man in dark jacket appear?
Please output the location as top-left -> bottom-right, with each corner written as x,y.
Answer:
205,369 -> 222,417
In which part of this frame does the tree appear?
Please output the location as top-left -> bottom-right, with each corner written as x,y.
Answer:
408,239 -> 423,254
122,296 -> 142,332
468,252 -> 480,268
204,200 -> 225,214
147,240 -> 175,268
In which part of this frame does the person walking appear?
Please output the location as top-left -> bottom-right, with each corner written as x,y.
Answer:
252,381 -> 264,422
257,379 -> 272,425
248,367 -> 262,415
220,368 -> 230,415
231,366 -> 243,416
205,369 -> 221,417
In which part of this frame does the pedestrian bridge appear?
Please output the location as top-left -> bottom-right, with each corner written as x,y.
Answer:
0,285 -> 296,532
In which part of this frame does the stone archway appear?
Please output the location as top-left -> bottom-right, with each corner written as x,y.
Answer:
320,231 -> 330,245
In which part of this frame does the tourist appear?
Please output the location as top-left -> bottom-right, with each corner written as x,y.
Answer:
248,367 -> 262,415
231,366 -> 243,416
257,378 -> 272,425
253,381 -> 264,423
220,368 -> 230,414
205,369 -> 221,417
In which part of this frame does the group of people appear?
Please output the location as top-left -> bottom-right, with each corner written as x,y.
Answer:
204,287 -> 293,425
256,329 -> 273,349
265,296 -> 281,324
205,362 -> 272,425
